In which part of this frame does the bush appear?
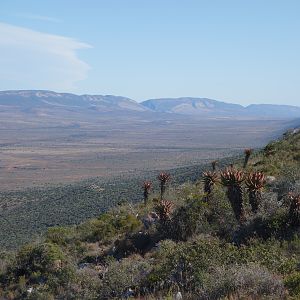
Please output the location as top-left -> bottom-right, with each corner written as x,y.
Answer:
199,263 -> 286,299
13,243 -> 67,277
99,255 -> 152,299
237,239 -> 298,275
143,236 -> 239,293
46,227 -> 74,246
285,272 -> 300,297
114,232 -> 156,258
79,212 -> 142,243
167,199 -> 210,241
234,210 -> 288,243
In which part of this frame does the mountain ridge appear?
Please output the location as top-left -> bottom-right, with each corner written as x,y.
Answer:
0,90 -> 300,119
0,90 -> 149,112
141,97 -> 300,118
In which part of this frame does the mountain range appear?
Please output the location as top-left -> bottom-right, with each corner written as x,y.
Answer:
142,97 -> 300,119
0,90 -> 300,120
0,90 -> 148,113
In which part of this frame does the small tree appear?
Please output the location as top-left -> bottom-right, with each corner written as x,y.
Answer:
245,171 -> 266,213
221,168 -> 245,223
157,172 -> 171,200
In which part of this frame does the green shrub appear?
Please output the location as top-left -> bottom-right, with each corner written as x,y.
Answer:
143,236 -> 239,292
237,239 -> 298,274
198,263 -> 285,299
80,212 -> 142,243
285,272 -> 300,297
45,227 -> 74,246
14,243 -> 67,277
168,199 -> 210,241
234,210 -> 289,243
114,213 -> 142,233
99,255 -> 152,298
81,215 -> 117,243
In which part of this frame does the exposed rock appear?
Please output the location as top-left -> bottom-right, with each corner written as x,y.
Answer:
266,176 -> 276,184
174,291 -> 183,300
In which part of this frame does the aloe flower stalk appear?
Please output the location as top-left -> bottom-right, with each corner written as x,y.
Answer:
245,171 -> 266,213
243,148 -> 253,168
157,172 -> 171,200
143,181 -> 152,204
221,168 -> 245,223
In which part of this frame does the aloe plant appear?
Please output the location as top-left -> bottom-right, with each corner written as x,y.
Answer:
157,172 -> 171,200
143,181 -> 152,204
155,199 -> 174,223
245,171 -> 266,213
288,193 -> 300,226
202,171 -> 218,197
243,148 -> 253,168
221,168 -> 245,223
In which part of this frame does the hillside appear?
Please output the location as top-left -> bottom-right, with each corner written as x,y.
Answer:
0,129 -> 299,299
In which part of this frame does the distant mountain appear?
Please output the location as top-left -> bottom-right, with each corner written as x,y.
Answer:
141,97 -> 300,119
142,97 -> 244,117
0,91 -> 300,120
0,90 -> 149,113
245,104 -> 300,119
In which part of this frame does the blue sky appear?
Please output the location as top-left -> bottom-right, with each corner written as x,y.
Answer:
0,0 -> 300,105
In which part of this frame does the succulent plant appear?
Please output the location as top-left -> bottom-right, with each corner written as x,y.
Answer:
243,148 -> 253,168
211,160 -> 218,171
221,168 -> 244,186
202,171 -> 218,197
143,181 -> 152,204
221,168 -> 245,223
245,171 -> 266,213
288,193 -> 300,226
155,199 -> 174,223
157,172 -> 171,200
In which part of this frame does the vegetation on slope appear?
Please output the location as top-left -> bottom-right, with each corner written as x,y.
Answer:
0,129 -> 299,299
0,155 -> 236,249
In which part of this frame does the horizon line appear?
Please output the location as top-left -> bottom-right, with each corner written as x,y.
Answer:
0,89 -> 299,108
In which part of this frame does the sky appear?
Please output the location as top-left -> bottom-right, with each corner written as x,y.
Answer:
0,0 -> 300,106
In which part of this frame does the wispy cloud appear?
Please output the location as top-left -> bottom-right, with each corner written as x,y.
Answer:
0,22 -> 92,91
14,13 -> 61,23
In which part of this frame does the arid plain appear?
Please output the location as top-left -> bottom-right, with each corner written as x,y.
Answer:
0,111 -> 291,190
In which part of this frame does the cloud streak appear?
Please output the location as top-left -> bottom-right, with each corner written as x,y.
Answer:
14,13 -> 61,23
0,22 -> 91,91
